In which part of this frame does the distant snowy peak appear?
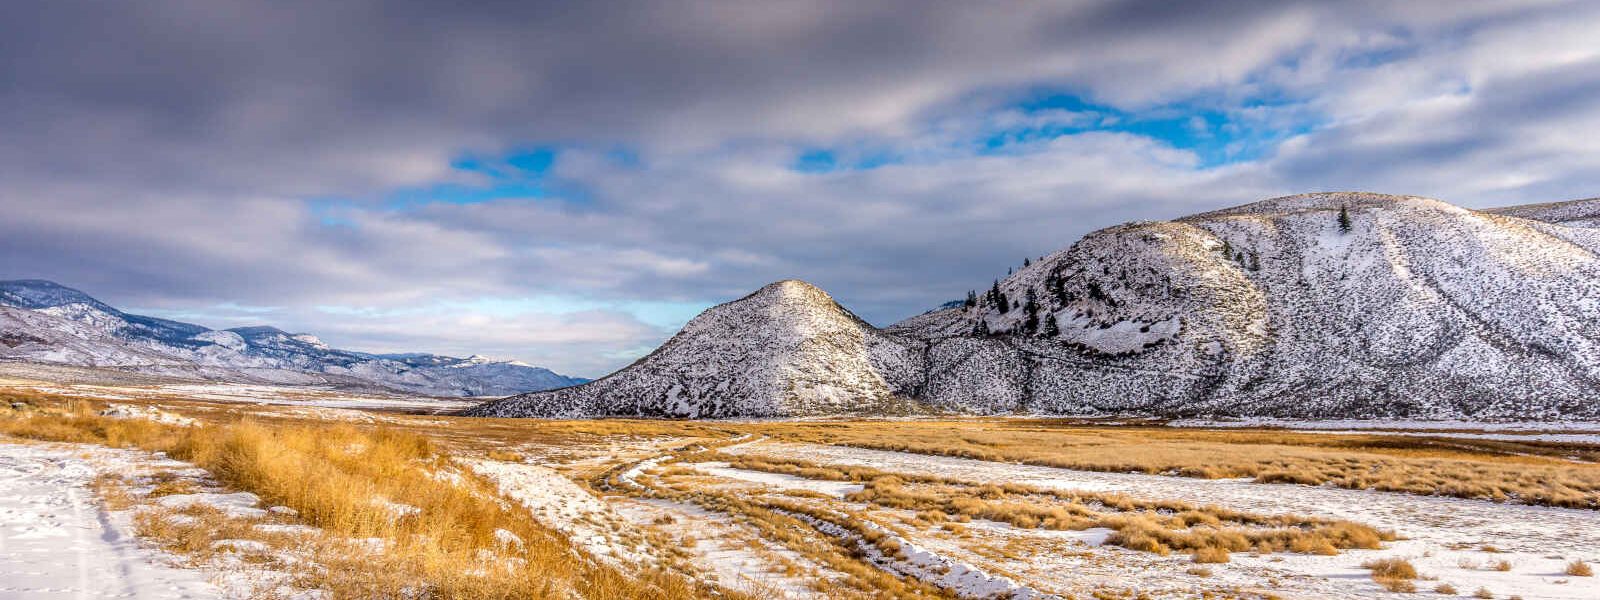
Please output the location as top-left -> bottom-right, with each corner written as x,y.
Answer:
466,280 -> 922,418
0,280 -> 584,397
0,279 -> 116,311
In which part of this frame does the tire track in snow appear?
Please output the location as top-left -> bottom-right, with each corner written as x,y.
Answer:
0,441 -> 222,600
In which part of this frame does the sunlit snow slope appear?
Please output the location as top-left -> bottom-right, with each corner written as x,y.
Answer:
474,192 -> 1600,419
893,192 -> 1600,418
467,280 -> 922,417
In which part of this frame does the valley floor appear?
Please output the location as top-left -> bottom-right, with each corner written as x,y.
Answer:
2,379 -> 1599,599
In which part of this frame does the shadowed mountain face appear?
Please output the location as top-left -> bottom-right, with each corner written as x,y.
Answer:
472,192 -> 1600,419
0,280 -> 586,397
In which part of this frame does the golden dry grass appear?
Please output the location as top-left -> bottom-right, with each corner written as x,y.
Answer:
1567,559 -> 1593,576
710,453 -> 1391,558
1363,557 -> 1418,593
1363,557 -> 1417,579
19,385 -> 1598,510
732,419 -> 1600,509
0,396 -> 743,600
9,386 -> 1595,599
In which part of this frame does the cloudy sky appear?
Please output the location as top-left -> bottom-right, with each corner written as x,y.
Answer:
4,1 -> 1600,377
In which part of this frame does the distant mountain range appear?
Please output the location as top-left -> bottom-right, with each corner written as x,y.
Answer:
0,280 -> 587,397
468,192 -> 1600,419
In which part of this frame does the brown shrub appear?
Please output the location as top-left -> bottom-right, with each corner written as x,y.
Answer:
486,449 -> 524,462
1363,557 -> 1418,580
1377,577 -> 1417,593
1565,559 -> 1592,576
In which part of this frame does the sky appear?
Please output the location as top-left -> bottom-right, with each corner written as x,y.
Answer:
5,1 -> 1600,377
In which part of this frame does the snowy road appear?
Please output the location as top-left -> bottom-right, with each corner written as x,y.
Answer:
0,442 -> 220,600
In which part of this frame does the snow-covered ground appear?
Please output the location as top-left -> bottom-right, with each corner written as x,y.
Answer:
611,497 -> 824,598
465,458 -> 657,566
685,461 -> 864,497
728,440 -> 1600,599
0,441 -> 223,600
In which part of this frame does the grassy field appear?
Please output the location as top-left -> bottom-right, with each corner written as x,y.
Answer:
5,384 -> 1599,599
0,391 -> 747,600
731,419 -> 1600,509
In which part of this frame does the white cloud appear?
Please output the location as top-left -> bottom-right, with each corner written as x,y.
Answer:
6,1 -> 1600,375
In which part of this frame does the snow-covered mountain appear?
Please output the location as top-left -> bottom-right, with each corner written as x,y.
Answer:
0,280 -> 586,397
471,192 -> 1600,419
466,280 -> 922,417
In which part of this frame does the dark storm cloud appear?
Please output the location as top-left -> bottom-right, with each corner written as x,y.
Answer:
2,0 -> 1597,375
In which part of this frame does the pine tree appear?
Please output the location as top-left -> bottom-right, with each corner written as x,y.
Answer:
1041,314 -> 1060,338
1023,257 -> 1031,267
1221,239 -> 1233,258
973,318 -> 990,336
1248,251 -> 1261,271
965,290 -> 977,308
1338,205 -> 1352,233
1022,288 -> 1040,335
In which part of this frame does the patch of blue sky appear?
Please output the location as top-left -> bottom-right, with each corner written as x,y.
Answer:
787,90 -> 1325,174
306,197 -> 359,227
791,148 -> 900,173
986,92 -> 1320,167
308,146 -> 600,218
382,180 -> 549,209
451,146 -> 558,179
384,146 -> 563,209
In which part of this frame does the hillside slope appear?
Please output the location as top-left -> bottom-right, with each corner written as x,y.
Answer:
0,280 -> 585,397
469,192 -> 1600,420
465,280 -> 922,417
892,192 -> 1600,418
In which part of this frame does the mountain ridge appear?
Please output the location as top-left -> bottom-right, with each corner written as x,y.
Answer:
471,192 -> 1600,419
0,280 -> 587,397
